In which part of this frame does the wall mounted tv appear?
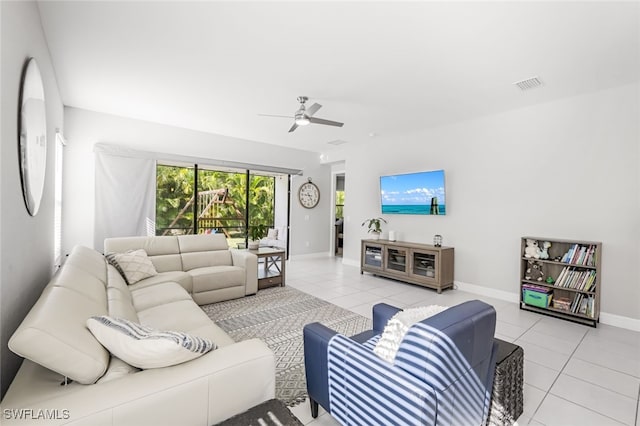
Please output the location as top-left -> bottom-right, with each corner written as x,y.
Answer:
380,169 -> 446,215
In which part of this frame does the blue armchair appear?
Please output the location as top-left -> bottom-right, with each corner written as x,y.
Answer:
303,300 -> 498,426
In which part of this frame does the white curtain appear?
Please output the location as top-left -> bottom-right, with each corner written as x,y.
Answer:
94,147 -> 156,251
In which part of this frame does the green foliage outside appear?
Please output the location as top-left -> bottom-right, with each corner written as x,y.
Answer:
335,190 -> 345,218
156,165 -> 275,244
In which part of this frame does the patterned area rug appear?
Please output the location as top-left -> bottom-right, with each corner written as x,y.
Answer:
201,286 -> 372,406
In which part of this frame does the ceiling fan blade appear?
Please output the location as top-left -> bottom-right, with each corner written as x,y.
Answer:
306,103 -> 322,117
288,122 -> 299,133
308,117 -> 344,127
258,113 -> 293,119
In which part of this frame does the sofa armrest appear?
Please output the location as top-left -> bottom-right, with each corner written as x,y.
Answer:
372,303 -> 402,334
230,250 -> 258,295
303,323 -> 338,414
1,339 -> 275,426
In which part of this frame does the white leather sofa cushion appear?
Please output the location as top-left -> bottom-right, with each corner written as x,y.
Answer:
105,236 -> 183,273
130,282 -> 192,312
107,266 -> 139,322
128,270 -> 193,293
64,245 -> 109,283
178,234 -> 229,252
48,264 -> 108,305
9,246 -> 111,384
181,250 -> 233,270
8,286 -> 110,384
178,234 -> 233,271
191,266 -> 246,291
137,299 -> 216,334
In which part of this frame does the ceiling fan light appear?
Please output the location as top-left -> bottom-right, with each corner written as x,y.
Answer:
295,114 -> 310,126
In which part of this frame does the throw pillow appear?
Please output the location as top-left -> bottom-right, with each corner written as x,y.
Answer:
374,305 -> 448,363
267,228 -> 278,239
108,249 -> 157,284
86,316 -> 216,369
105,252 -> 130,285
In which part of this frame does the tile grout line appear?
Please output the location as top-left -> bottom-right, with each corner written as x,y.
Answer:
527,327 -> 589,423
544,394 -> 629,426
636,385 -> 640,426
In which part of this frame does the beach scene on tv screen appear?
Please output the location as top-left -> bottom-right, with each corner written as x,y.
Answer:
380,170 -> 446,215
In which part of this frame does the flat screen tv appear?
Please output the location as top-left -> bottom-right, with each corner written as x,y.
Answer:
380,169 -> 446,215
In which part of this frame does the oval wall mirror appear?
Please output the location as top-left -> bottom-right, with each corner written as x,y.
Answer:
19,57 -> 47,216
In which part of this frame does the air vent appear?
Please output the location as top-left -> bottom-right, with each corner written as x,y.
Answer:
513,76 -> 543,91
327,139 -> 348,146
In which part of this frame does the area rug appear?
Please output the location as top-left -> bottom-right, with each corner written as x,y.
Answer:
201,286 -> 372,406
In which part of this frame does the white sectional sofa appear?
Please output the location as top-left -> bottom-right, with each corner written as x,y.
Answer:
1,237 -> 275,426
104,234 -> 258,304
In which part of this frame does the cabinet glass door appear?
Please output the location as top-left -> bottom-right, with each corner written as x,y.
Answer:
412,251 -> 438,281
385,246 -> 408,275
363,244 -> 383,269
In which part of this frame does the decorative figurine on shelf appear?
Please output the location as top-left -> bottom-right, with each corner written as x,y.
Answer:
524,260 -> 544,281
539,241 -> 551,260
524,239 -> 541,258
546,276 -> 555,284
433,234 -> 443,247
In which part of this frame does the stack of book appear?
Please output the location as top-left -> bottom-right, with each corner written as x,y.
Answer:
554,267 -> 597,292
561,244 -> 597,266
571,294 -> 595,317
552,297 -> 572,311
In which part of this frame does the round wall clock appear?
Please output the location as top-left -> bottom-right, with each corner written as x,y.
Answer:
19,57 -> 47,216
298,179 -> 320,209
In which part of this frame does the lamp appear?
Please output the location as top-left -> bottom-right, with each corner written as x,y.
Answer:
295,113 -> 310,126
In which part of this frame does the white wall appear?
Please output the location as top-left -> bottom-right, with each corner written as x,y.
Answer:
62,107 -> 331,256
0,1 -> 64,397
334,83 -> 639,323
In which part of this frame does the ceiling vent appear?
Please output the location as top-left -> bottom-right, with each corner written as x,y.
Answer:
327,139 -> 348,146
513,76 -> 543,91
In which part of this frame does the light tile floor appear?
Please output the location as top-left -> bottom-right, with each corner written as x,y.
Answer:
283,256 -> 640,426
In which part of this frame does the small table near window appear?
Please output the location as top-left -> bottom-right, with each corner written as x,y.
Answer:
247,247 -> 286,289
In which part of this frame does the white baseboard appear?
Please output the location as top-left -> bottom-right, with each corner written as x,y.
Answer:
288,251 -> 332,260
455,280 -> 520,304
598,312 -> 640,332
456,280 -> 640,332
342,258 -> 359,268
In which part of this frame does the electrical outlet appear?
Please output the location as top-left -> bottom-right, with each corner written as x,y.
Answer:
305,241 -> 310,247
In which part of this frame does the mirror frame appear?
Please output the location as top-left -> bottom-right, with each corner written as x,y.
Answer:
19,57 -> 47,216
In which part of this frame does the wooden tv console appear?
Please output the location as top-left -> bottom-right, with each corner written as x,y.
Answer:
361,239 -> 454,293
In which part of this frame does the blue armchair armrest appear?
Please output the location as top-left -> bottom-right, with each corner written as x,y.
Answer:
372,303 -> 402,333
351,303 -> 402,344
303,322 -> 337,417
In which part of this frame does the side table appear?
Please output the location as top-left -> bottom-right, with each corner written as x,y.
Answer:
248,247 -> 286,289
487,338 -> 524,425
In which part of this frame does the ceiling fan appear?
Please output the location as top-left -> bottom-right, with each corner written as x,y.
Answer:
259,96 -> 344,133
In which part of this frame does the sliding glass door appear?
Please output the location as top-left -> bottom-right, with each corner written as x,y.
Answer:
156,163 -> 276,248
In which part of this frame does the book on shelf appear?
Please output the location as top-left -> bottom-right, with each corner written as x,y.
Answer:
569,294 -> 595,317
561,244 -> 597,266
522,283 -> 551,293
553,267 -> 597,291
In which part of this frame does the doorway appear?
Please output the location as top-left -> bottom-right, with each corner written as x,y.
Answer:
334,174 -> 345,257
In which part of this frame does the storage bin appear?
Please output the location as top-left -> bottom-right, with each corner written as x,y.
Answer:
522,289 -> 552,308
